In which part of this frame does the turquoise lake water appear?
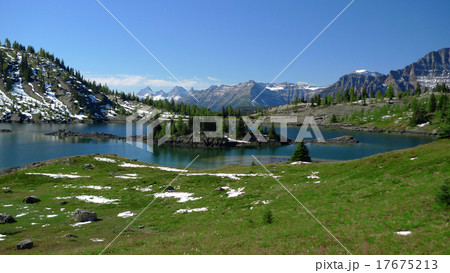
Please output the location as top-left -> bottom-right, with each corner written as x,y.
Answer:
0,123 -> 434,170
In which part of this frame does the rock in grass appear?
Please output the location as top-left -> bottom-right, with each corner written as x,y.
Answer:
59,201 -> 69,206
23,196 -> 40,204
72,209 -> 97,222
61,158 -> 74,165
213,187 -> 226,192
0,213 -> 16,224
165,186 -> 175,191
63,234 -> 78,238
3,189 -> 12,193
16,240 -> 33,250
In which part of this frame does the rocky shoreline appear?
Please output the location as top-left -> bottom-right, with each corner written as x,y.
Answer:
306,135 -> 359,144
319,124 -> 438,136
45,130 -> 126,140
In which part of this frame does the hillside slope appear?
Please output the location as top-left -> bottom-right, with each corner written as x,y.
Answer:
0,43 -> 134,123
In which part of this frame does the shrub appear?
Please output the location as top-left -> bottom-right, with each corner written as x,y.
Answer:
435,180 -> 450,208
330,114 -> 338,123
438,122 -> 450,139
263,210 -> 274,224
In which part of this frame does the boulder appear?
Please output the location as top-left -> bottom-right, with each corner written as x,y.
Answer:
213,187 -> 226,192
3,189 -> 12,193
16,240 -> 33,250
72,209 -> 97,222
23,196 -> 40,204
165,186 -> 175,191
63,234 -> 78,238
59,201 -> 69,206
0,213 -> 16,224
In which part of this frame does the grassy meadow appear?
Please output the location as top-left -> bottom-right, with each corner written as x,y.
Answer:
0,139 -> 449,254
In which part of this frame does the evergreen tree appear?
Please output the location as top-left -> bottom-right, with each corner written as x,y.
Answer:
385,85 -> 395,101
267,123 -> 279,140
236,117 -> 247,139
428,93 -> 437,113
414,84 -> 421,96
175,117 -> 186,136
343,89 -> 350,102
361,88 -> 368,104
409,98 -> 427,125
438,108 -> 450,139
349,88 -> 356,102
435,179 -> 450,208
290,141 -> 311,162
330,114 -> 338,123
437,94 -> 448,112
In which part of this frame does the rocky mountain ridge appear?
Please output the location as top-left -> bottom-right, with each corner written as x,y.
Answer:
139,48 -> 450,110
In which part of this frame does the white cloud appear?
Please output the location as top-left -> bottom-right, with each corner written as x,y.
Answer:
88,75 -> 145,87
207,76 -> 220,82
143,79 -> 197,88
85,74 -> 213,91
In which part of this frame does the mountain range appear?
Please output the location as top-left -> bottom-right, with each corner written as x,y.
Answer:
138,48 -> 450,110
136,86 -> 191,101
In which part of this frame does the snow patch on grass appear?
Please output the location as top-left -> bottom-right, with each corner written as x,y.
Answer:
154,192 -> 202,203
90,238 -> 104,242
183,172 -> 276,180
115,174 -> 140,179
56,195 -> 119,204
221,186 -> 245,198
133,185 -> 153,192
75,195 -> 119,204
290,161 -> 312,165
94,157 -> 116,163
396,231 -> 411,236
117,211 -> 135,218
175,207 -> 208,214
26,173 -> 89,179
119,162 -> 147,168
307,171 -> 320,179
119,162 -> 188,172
70,221 -> 93,227
417,122 -> 429,128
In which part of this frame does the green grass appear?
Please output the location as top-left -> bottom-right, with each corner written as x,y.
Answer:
0,140 -> 449,254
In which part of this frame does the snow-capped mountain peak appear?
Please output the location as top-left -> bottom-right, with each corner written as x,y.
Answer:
352,69 -> 383,77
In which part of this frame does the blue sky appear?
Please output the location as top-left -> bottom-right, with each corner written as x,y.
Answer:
1,0 -> 449,93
